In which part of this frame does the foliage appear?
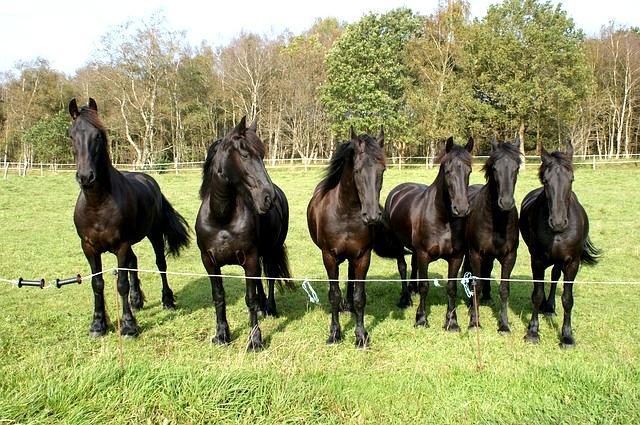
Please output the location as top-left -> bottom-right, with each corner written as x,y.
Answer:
20,111 -> 71,163
321,8 -> 422,147
466,0 -> 589,152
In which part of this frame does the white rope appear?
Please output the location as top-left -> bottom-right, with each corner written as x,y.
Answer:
3,266 -> 640,289
301,279 -> 321,305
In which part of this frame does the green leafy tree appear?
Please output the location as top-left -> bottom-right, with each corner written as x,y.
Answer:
321,8 -> 421,154
21,111 -> 72,164
467,0 -> 589,155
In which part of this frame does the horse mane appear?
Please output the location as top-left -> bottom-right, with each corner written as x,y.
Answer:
482,142 -> 522,180
200,139 -> 222,199
538,150 -> 573,183
317,135 -> 385,196
318,141 -> 353,196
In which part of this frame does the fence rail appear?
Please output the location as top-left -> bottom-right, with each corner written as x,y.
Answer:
3,154 -> 640,177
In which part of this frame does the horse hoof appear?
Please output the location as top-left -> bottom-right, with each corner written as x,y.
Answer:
89,329 -> 106,338
414,318 -> 429,328
444,320 -> 460,332
468,323 -> 482,331
355,337 -> 369,350
524,332 -> 539,344
121,326 -> 139,338
498,325 -> 511,335
247,342 -> 264,352
326,331 -> 342,345
559,336 -> 575,349
163,302 -> 176,311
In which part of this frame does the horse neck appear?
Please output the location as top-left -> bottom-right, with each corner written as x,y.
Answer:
336,158 -> 361,211
208,172 -> 238,220
432,166 -> 452,216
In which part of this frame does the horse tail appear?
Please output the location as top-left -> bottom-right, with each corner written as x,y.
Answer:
263,243 -> 293,290
581,235 -> 602,266
372,213 -> 410,259
161,195 -> 191,257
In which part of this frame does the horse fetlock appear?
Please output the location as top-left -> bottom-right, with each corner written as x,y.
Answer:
326,326 -> 342,344
524,331 -> 540,344
355,329 -> 369,349
559,334 -> 575,349
89,317 -> 108,337
415,313 -> 429,328
120,318 -> 139,338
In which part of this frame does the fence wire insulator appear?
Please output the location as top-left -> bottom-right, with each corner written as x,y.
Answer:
17,278 -> 45,289
55,274 -> 82,288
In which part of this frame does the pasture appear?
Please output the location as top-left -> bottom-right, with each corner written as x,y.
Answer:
0,165 -> 639,424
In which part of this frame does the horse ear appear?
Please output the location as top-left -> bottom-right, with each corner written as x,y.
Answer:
377,125 -> 384,148
248,117 -> 257,132
540,146 -> 551,164
491,136 -> 498,151
233,116 -> 247,135
69,98 -> 79,119
445,136 -> 454,153
464,136 -> 474,153
88,98 -> 98,112
349,125 -> 357,141
566,140 -> 574,159
513,134 -> 521,148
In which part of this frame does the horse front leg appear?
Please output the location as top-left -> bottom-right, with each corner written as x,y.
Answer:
243,252 -> 263,352
202,252 -> 230,345
322,250 -> 342,344
415,250 -> 431,328
559,261 -> 579,348
351,251 -> 371,349
116,244 -> 139,337
397,255 -> 412,309
83,244 -> 108,337
524,260 -> 546,343
497,252 -> 516,334
445,256 -> 463,332
541,265 -> 561,316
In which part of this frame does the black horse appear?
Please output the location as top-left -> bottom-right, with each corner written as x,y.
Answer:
519,141 -> 600,347
68,98 -> 190,337
375,137 -> 473,331
195,117 -> 291,352
307,126 -> 385,348
464,138 -> 521,332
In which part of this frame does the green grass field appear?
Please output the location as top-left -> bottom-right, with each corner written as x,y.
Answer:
1,165 -> 639,424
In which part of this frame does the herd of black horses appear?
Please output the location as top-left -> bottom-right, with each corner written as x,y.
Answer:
67,98 -> 600,351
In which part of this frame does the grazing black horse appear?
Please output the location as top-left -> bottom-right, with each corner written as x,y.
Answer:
196,117 -> 291,352
375,137 -> 473,331
307,126 -> 385,348
464,138 -> 521,332
68,98 -> 190,337
519,141 -> 600,347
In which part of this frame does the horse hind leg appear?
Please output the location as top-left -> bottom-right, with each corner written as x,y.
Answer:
127,248 -> 145,310
524,260 -> 546,344
541,265 -> 561,316
397,255 -> 412,309
150,234 -> 175,309
341,263 -> 355,313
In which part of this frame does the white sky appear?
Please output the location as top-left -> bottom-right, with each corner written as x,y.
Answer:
1,0 -> 637,75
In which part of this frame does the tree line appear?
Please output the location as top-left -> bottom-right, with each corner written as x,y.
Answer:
1,0 -> 639,169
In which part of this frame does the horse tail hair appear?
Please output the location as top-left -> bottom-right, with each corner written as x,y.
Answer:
263,243 -> 294,291
581,235 -> 602,266
161,195 -> 191,257
372,212 -> 410,259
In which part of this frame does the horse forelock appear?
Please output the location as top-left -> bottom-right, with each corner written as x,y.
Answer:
538,151 -> 573,183
437,145 -> 472,168
77,107 -> 108,136
482,142 -> 522,180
